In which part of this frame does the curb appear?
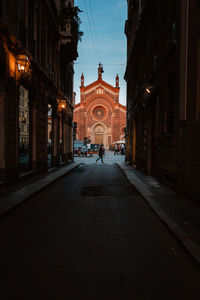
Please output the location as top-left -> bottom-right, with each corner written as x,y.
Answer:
117,163 -> 200,266
0,163 -> 82,219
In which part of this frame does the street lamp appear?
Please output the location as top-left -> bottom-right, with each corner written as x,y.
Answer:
57,98 -> 67,111
16,54 -> 30,73
145,85 -> 154,95
146,88 -> 151,94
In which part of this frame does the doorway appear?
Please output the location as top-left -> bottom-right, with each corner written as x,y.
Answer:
95,134 -> 104,145
93,124 -> 107,146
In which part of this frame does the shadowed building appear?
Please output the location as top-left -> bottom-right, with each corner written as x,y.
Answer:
74,65 -> 126,147
125,0 -> 200,200
0,0 -> 81,186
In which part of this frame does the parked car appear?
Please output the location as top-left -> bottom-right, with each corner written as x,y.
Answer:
91,144 -> 99,154
74,140 -> 83,155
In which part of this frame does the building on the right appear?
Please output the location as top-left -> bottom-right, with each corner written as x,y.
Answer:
124,0 -> 200,200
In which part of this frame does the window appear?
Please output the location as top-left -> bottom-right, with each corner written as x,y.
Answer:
97,88 -> 103,94
0,1 -> 4,18
19,86 -> 29,166
139,0 -> 143,18
197,32 -> 200,119
36,4 -> 41,61
19,0 -> 25,20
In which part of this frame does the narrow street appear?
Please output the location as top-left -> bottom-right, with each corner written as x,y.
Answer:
1,1 -> 200,299
0,153 -> 200,299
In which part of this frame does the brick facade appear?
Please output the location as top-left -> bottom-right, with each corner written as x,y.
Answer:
74,65 -> 126,146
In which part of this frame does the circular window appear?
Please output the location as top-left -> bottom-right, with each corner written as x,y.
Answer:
92,106 -> 107,121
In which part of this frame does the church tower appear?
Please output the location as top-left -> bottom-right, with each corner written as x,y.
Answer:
98,63 -> 104,80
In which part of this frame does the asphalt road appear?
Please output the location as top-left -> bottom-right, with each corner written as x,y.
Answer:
0,162 -> 200,299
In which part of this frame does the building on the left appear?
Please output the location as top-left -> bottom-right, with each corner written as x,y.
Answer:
0,0 -> 82,186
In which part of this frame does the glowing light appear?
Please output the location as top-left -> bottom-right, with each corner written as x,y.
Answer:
8,52 -> 16,76
57,99 -> 67,111
146,88 -> 151,94
16,54 -> 30,73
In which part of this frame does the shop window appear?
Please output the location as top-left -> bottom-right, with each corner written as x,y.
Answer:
48,104 -> 52,167
19,85 -> 30,170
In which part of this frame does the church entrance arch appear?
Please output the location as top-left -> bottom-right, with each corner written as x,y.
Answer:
92,123 -> 108,146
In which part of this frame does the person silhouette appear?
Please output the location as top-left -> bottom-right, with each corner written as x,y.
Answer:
96,143 -> 105,164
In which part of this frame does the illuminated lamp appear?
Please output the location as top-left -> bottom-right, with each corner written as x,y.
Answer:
16,54 -> 30,73
146,88 -> 151,94
57,99 -> 67,111
145,85 -> 154,95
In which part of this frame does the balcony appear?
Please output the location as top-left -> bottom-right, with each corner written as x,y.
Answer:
59,4 -> 82,62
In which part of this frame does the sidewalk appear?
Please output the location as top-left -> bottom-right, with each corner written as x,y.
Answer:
0,162 -> 82,218
117,162 -> 200,265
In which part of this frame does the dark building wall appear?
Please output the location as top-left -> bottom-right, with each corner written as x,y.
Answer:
125,0 -> 200,200
125,0 -> 180,185
180,0 -> 200,199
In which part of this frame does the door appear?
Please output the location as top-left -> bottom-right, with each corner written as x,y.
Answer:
95,134 -> 104,145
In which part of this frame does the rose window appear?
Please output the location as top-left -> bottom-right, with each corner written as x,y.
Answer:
92,106 -> 107,120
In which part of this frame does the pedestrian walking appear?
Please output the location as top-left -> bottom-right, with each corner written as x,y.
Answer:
117,145 -> 121,155
114,144 -> 118,155
96,143 -> 105,163
81,145 -> 87,157
87,143 -> 91,156
121,143 -> 125,155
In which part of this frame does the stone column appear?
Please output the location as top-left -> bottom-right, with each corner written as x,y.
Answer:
147,106 -> 152,175
62,117 -> 67,162
69,118 -> 73,160
127,110 -> 134,162
36,99 -> 48,173
31,101 -> 39,170
57,113 -> 61,165
5,78 -> 19,182
0,78 -> 6,181
132,117 -> 136,164
61,113 -> 67,162
65,120 -> 69,160
52,110 -> 59,166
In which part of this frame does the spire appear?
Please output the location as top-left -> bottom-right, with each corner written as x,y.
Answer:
115,74 -> 119,88
98,63 -> 104,80
81,73 -> 84,87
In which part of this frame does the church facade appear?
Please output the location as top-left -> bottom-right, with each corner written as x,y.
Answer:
73,65 -> 126,147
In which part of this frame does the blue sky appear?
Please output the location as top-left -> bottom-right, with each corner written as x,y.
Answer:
74,0 -> 127,105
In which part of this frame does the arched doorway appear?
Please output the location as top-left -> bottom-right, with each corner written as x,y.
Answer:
92,123 -> 107,146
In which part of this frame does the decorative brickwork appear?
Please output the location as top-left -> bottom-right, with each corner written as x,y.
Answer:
74,66 -> 126,146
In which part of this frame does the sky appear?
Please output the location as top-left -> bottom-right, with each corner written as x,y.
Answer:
74,0 -> 127,106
